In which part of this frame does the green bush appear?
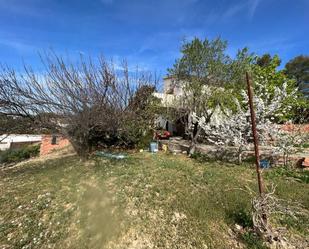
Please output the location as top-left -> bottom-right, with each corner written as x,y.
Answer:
227,208 -> 253,228
278,213 -> 309,235
241,231 -> 267,249
191,152 -> 213,162
137,130 -> 154,149
265,167 -> 309,184
0,144 -> 40,164
301,143 -> 309,148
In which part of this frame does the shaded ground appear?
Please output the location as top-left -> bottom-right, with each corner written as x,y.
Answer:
0,152 -> 308,249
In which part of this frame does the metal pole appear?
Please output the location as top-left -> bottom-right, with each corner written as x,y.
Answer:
246,72 -> 264,196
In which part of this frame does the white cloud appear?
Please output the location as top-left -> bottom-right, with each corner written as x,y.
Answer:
221,0 -> 262,21
0,0 -> 52,18
222,2 -> 247,20
0,38 -> 35,53
248,0 -> 261,19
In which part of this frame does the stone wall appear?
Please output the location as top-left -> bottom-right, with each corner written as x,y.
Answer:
159,138 -> 308,167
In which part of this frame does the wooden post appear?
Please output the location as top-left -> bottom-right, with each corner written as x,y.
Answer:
246,72 -> 264,196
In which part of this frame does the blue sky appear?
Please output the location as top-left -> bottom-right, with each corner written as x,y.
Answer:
0,0 -> 308,76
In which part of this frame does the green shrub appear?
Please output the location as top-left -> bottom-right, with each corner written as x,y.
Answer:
301,143 -> 309,148
191,152 -> 213,162
136,130 -> 154,149
227,208 -> 253,228
265,167 -> 309,184
241,231 -> 267,249
0,144 -> 40,164
278,214 -> 309,235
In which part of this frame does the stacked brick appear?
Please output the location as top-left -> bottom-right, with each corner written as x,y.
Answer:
40,135 -> 70,156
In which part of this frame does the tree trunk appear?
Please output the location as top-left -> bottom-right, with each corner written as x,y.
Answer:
238,148 -> 243,165
70,136 -> 90,161
189,123 -> 201,156
283,153 -> 288,167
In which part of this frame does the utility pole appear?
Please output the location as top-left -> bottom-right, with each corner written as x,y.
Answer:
246,72 -> 264,196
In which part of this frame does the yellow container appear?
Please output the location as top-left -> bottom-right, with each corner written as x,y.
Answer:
162,144 -> 168,153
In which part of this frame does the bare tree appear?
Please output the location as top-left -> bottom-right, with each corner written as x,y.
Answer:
0,53 -> 158,159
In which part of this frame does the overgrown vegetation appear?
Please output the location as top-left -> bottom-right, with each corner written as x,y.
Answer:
1,153 -> 308,248
265,167 -> 309,184
241,231 -> 267,249
0,144 -> 40,165
166,38 -> 308,160
0,54 -> 159,159
167,38 -> 236,154
0,38 -> 308,160
0,36 -> 308,248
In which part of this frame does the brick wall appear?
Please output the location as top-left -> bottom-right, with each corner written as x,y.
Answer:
281,124 -> 309,133
40,135 -> 70,156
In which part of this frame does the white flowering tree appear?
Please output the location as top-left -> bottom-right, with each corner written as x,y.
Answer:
193,81 -> 295,164
273,126 -> 308,166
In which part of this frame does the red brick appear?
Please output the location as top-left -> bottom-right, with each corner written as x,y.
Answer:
281,124 -> 309,133
40,135 -> 70,156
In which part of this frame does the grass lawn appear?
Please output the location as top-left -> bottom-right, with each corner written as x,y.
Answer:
0,152 -> 308,249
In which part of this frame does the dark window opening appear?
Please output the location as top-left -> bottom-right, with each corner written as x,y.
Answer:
51,135 -> 57,145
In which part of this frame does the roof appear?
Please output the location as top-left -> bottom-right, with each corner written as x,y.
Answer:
0,134 -> 42,143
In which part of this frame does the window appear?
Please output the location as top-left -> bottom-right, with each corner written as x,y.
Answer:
51,135 -> 58,145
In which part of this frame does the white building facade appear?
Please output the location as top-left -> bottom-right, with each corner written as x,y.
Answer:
0,134 -> 42,151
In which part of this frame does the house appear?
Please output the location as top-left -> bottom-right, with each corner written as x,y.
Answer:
153,76 -> 186,136
153,76 -> 239,137
153,76 -> 183,106
161,76 -> 184,96
0,133 -> 70,157
0,134 -> 42,151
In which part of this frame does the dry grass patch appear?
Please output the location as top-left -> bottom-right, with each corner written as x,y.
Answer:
1,151 -> 308,248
